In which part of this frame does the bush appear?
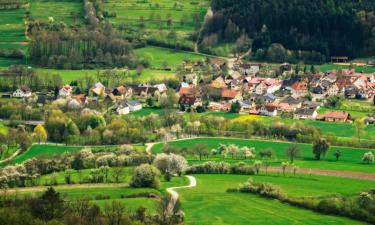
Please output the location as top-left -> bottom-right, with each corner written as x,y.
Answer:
236,179 -> 286,200
130,164 -> 160,188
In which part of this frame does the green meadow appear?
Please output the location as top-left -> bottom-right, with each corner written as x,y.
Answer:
178,174 -> 367,225
0,8 -> 27,43
135,46 -> 205,70
29,0 -> 84,25
104,0 -> 210,32
152,138 -> 375,173
319,63 -> 375,73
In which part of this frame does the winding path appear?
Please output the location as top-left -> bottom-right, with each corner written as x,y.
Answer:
166,175 -> 197,212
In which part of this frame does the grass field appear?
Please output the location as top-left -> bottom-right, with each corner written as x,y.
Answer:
152,138 -> 375,173
29,0 -> 83,25
199,113 -> 375,140
18,171 -> 188,213
135,46 -> 205,70
319,63 -> 375,73
104,0 -> 209,31
0,8 -> 27,43
7,144 -> 82,165
178,174 -> 366,225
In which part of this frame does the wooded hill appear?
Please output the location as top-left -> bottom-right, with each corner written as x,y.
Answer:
201,0 -> 375,59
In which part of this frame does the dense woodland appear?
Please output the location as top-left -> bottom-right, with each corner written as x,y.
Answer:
201,0 -> 375,60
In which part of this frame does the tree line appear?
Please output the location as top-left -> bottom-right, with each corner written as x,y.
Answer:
201,0 -> 375,59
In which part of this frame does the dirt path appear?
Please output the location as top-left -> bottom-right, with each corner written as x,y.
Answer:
264,167 -> 375,181
166,175 -> 196,212
0,148 -> 21,164
5,183 -> 127,194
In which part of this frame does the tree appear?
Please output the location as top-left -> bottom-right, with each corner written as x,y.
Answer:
33,124 -> 48,144
285,145 -> 300,163
362,152 -> 374,164
281,162 -> 289,176
312,138 -> 330,160
354,118 -> 367,143
194,143 -> 209,161
103,201 -> 128,225
239,146 -> 256,159
254,161 -> 262,175
31,187 -> 65,221
130,164 -> 160,188
225,144 -> 239,159
230,101 -> 241,113
112,167 -> 124,183
259,148 -> 273,159
154,153 -> 188,175
333,150 -> 342,161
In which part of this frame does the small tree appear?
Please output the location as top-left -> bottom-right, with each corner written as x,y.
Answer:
230,101 -> 241,113
362,152 -> 374,164
281,162 -> 289,176
354,118 -> 367,143
194,143 -> 209,161
33,124 -> 48,144
130,164 -> 160,188
285,145 -> 300,163
312,138 -> 330,160
112,167 -> 124,183
333,150 -> 342,161
259,148 -> 273,159
254,161 -> 262,175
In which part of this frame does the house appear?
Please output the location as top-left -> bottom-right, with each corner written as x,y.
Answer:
336,78 -> 352,93
208,102 -> 231,112
59,85 -> 73,97
280,96 -> 302,109
91,82 -> 105,97
318,111 -> 351,122
36,95 -> 54,106
154,83 -> 167,93
327,84 -> 339,96
254,78 -> 281,95
211,76 -> 227,88
260,104 -> 278,117
13,85 -> 31,98
293,108 -> 317,120
364,114 -> 375,125
290,82 -> 308,98
115,101 -> 130,115
221,88 -> 242,101
178,95 -> 201,109
127,100 -> 142,112
67,95 -> 87,109
239,100 -> 254,113
112,85 -> 129,97
208,58 -> 226,70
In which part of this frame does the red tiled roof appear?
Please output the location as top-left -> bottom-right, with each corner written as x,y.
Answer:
221,89 -> 238,99
336,78 -> 352,90
321,111 -> 349,120
179,87 -> 193,95
291,82 -> 308,91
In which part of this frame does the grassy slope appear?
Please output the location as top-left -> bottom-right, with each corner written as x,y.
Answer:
319,64 -> 375,73
178,174 -> 365,225
104,0 -> 209,31
8,145 -> 82,164
135,46 -> 205,70
152,138 -> 375,173
29,0 -> 84,25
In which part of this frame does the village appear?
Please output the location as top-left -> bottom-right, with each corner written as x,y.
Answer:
8,57 -> 375,124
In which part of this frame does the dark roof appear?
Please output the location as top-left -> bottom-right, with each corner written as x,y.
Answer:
281,96 -> 301,105
20,85 -> 31,93
295,108 -> 316,115
282,77 -> 301,87
179,95 -> 197,105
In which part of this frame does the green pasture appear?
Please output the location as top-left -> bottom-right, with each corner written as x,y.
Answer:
104,0 -> 209,32
8,144 -> 82,164
152,138 -> 375,173
202,113 -> 375,139
0,57 -> 25,67
319,63 -> 375,73
178,174 -> 365,225
135,46 -> 205,70
0,8 -> 26,43
29,0 -> 83,25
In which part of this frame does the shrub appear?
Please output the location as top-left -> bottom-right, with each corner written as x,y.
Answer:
130,164 -> 160,188
236,179 -> 286,200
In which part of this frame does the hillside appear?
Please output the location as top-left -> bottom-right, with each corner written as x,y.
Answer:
200,0 -> 375,60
